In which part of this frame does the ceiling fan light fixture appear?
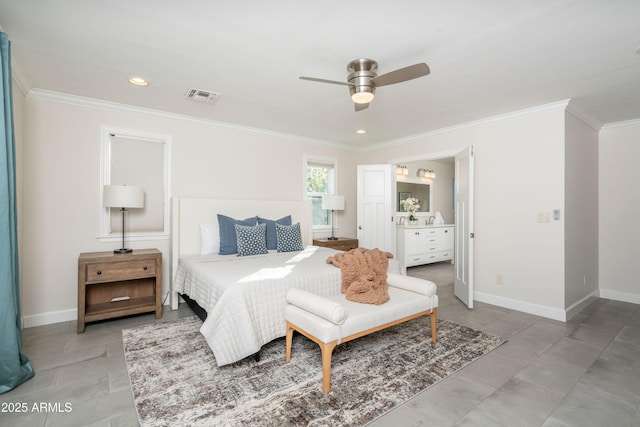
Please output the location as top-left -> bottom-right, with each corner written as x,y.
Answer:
350,85 -> 375,104
352,91 -> 374,104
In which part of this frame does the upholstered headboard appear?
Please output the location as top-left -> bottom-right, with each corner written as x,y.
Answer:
170,197 -> 312,307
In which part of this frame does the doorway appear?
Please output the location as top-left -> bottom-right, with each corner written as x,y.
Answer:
390,148 -> 473,308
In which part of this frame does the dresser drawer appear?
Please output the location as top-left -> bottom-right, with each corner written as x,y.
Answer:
405,253 -> 431,266
86,259 -> 156,283
425,237 -> 440,252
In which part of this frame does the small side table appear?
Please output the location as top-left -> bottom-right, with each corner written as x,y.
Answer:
77,248 -> 162,333
313,238 -> 359,252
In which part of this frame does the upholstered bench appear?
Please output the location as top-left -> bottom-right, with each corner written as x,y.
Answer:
285,272 -> 438,392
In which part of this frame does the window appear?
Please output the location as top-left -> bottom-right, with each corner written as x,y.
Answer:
305,157 -> 337,228
100,127 -> 171,240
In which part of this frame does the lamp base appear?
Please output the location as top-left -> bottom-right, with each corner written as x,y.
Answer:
114,248 -> 133,254
327,237 -> 338,241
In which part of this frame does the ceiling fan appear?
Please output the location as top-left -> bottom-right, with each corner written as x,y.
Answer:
299,58 -> 430,111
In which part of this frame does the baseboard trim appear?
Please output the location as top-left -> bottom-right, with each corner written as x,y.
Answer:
599,288 -> 640,305
22,302 -> 174,329
23,308 -> 77,328
565,291 -> 600,321
474,291 -> 567,321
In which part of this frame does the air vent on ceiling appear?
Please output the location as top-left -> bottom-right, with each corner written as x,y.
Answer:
184,88 -> 220,103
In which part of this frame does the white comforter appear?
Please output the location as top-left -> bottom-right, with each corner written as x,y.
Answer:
173,246 -> 344,366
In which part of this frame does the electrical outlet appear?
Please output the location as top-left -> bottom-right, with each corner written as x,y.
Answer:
496,274 -> 504,285
537,212 -> 551,223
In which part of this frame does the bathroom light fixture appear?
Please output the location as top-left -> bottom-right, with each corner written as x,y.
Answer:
128,76 -> 149,86
417,168 -> 436,179
396,165 -> 409,175
356,129 -> 366,134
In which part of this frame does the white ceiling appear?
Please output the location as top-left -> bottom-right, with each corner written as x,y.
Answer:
1,0 -> 639,147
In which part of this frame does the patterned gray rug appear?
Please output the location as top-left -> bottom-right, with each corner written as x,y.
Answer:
123,315 -> 503,426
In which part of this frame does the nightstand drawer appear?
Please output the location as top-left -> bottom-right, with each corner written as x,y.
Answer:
330,242 -> 358,251
313,238 -> 358,251
86,259 -> 156,283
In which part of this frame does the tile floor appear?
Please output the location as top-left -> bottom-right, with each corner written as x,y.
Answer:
2,262 -> 639,426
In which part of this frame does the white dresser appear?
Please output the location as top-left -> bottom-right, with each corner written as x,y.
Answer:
396,225 -> 454,272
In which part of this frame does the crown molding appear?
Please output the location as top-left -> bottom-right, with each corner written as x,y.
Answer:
565,101 -> 602,131
25,89 -> 618,152
362,99 -> 572,152
26,88 -> 352,150
600,117 -> 640,131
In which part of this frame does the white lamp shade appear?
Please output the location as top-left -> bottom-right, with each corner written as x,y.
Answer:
321,195 -> 345,211
103,185 -> 144,208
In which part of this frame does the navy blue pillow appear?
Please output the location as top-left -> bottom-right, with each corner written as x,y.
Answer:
217,214 -> 257,255
276,222 -> 305,252
257,215 -> 292,250
235,223 -> 268,256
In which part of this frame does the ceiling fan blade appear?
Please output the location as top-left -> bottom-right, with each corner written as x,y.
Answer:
371,63 -> 430,87
299,76 -> 353,86
355,102 -> 369,112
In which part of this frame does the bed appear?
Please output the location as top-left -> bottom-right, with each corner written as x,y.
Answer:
170,198 -> 346,366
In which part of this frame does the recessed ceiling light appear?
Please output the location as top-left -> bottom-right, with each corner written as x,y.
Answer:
356,129 -> 366,134
128,77 -> 149,86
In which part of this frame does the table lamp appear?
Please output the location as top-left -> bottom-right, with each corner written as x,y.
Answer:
321,195 -> 345,241
103,185 -> 144,253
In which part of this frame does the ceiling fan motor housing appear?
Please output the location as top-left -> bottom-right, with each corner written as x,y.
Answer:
348,59 -> 377,103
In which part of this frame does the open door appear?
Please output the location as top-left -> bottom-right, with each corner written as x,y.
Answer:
356,164 -> 394,253
455,146 -> 474,308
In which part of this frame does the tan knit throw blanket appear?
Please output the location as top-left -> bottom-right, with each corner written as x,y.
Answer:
326,247 -> 394,305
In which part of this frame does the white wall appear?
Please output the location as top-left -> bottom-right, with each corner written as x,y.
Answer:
564,111 -> 599,314
360,104 -> 568,319
599,120 -> 640,304
20,93 -> 357,326
18,90 -> 638,326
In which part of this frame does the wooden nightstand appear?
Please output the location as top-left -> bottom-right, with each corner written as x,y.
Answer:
313,238 -> 359,251
77,248 -> 162,333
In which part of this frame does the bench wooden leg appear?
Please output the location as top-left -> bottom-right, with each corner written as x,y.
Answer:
285,322 -> 294,363
431,308 -> 438,344
320,341 -> 338,393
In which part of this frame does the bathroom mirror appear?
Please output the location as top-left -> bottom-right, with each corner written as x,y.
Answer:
397,178 -> 431,213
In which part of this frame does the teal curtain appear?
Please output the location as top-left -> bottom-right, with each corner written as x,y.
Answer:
0,32 -> 34,394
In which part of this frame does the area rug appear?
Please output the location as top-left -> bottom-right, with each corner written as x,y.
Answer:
123,316 -> 503,427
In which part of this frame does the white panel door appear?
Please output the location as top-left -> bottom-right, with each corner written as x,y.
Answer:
357,164 -> 394,253
455,146 -> 474,308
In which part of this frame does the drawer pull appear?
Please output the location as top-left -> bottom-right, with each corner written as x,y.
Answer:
143,266 -> 148,271
97,271 -> 102,275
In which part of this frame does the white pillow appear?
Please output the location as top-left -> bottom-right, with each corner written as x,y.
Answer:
200,223 -> 220,255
